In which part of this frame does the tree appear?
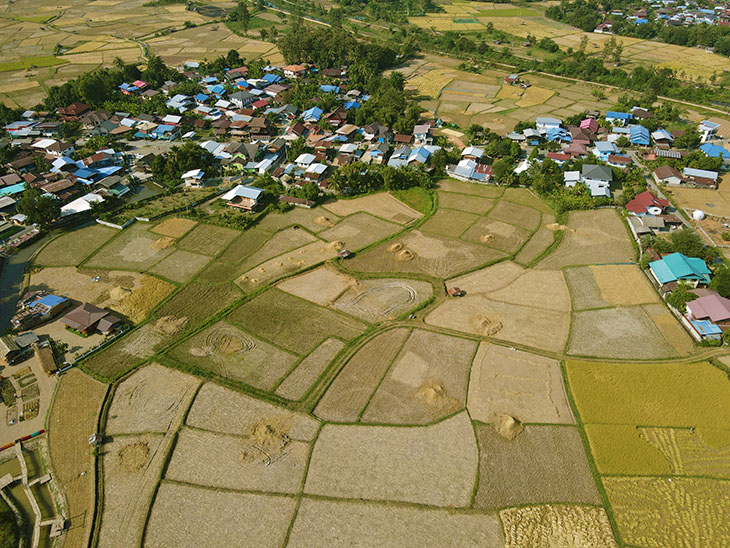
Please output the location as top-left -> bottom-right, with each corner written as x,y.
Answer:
16,188 -> 61,227
616,136 -> 630,148
612,39 -> 623,65
670,228 -> 706,259
230,0 -> 251,33
286,137 -> 308,162
709,267 -> 730,298
666,283 -> 695,313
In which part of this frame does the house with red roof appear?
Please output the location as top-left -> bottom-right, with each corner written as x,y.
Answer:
625,190 -> 669,215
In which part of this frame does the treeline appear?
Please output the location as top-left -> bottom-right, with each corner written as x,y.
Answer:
43,55 -> 181,110
150,142 -> 218,187
328,162 -> 432,194
547,0 -> 730,57
333,0 -> 441,23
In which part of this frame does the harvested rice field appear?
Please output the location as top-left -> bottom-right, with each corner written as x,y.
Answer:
461,217 -> 532,253
500,505 -> 618,548
151,218 -> 197,239
426,294 -> 570,353
314,328 -> 409,422
105,363 -> 199,435
304,411 -> 477,506
289,499 -> 505,547
320,212 -> 402,250
361,329 -> 476,424
276,265 -> 355,305
332,278 -> 433,322
228,288 -> 366,355
421,208 -> 480,238
274,338 -> 346,401
145,482 -> 296,548
147,250 -> 211,283
217,228 -> 271,264
175,222 -> 239,256
436,191 -> 494,214
568,307 -> 681,359
468,343 -> 574,424
153,282 -> 242,329
347,230 -> 505,278
84,223 -> 176,271
537,209 -> 634,268
35,224 -> 118,266
255,206 -> 340,233
323,192 -> 423,225
169,321 -> 297,390
474,423 -> 601,509
47,369 -> 107,548
605,476 -> 730,548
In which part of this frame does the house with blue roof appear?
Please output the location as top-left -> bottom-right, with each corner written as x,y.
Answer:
195,93 -> 211,104
153,124 -> 179,140
593,141 -> 618,161
651,129 -> 673,144
699,142 -> 730,161
606,111 -> 633,126
201,76 -> 218,84
207,84 -> 226,97
0,183 -> 25,197
220,184 -> 264,210
387,146 -> 410,168
261,73 -> 281,85
344,101 -> 360,110
649,252 -> 711,289
546,127 -> 572,143
302,107 -> 323,122
73,168 -> 102,185
629,125 -> 651,146
320,85 -> 340,94
11,293 -> 70,330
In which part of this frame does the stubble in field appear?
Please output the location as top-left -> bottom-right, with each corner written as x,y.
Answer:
468,344 -> 574,424
304,411 -> 477,506
500,505 -> 618,548
35,224 -> 117,266
276,265 -> 355,305
361,329 -> 476,424
333,278 -> 433,322
105,363 -> 199,435
421,208 -> 480,238
474,424 -> 601,509
589,264 -> 658,305
144,482 -> 296,548
288,499 -> 505,548
186,383 -> 320,441
323,193 -> 423,225
147,250 -> 211,283
314,328 -> 410,422
320,212 -> 402,250
47,369 -> 107,548
436,190 -> 494,214
151,217 -> 197,239
275,338 -> 346,401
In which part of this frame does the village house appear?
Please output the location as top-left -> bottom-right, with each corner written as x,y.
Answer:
649,252 -> 711,291
653,165 -> 683,185
61,303 -> 121,335
683,291 -> 730,341
220,184 -> 264,210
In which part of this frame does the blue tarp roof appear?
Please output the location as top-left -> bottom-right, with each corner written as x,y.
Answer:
689,318 -> 722,336
302,106 -> 323,121
320,85 -> 340,93
344,101 -> 360,110
36,294 -> 67,308
700,142 -> 730,159
195,93 -> 210,102
546,127 -> 572,142
649,252 -> 711,284
634,18 -> 649,23
262,73 -> 281,84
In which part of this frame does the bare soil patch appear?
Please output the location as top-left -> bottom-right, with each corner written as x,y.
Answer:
106,363 -> 199,435
304,411 -> 477,506
589,264 -> 659,305
186,383 -> 320,442
426,295 -> 570,353
275,338 -> 346,401
537,209 -> 634,268
468,344 -> 574,424
148,249 -> 211,283
35,224 -> 117,266
362,330 -> 476,424
314,328 -> 410,422
568,307 -> 678,359
144,482 -> 296,548
474,424 -> 601,509
289,499 -> 505,547
421,208 -> 480,238
47,369 -> 107,548
229,289 -> 366,355
333,278 -> 433,322
276,266 -> 355,306
170,321 -> 297,390
500,505 -> 618,548
165,427 -> 309,494
462,218 -> 531,253
323,193 -> 423,225
488,200 -> 541,231
320,212 -> 402,250
176,222 -> 239,256
437,191 -> 494,214
151,217 -> 197,238
347,230 -> 506,279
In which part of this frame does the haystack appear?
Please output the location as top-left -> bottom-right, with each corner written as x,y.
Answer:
495,413 -> 523,440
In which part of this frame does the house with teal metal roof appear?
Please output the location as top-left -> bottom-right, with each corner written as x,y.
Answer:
649,252 -> 711,287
